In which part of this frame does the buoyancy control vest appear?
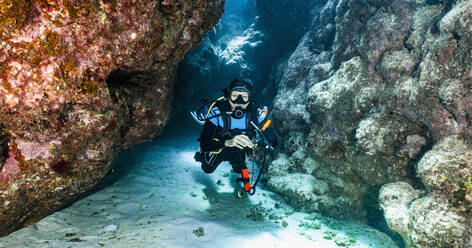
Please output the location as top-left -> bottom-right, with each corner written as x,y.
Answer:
204,98 -> 269,139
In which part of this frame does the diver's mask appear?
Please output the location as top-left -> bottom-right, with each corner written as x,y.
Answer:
230,90 -> 250,104
229,89 -> 250,119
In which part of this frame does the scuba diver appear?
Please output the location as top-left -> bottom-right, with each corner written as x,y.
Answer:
191,78 -> 278,198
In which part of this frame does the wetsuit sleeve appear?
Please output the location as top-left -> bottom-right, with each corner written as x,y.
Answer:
256,106 -> 278,147
199,121 -> 226,152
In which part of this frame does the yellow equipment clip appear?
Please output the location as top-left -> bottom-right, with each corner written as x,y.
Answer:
262,119 -> 271,131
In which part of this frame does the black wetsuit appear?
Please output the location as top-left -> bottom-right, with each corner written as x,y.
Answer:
199,120 -> 248,174
196,100 -> 277,190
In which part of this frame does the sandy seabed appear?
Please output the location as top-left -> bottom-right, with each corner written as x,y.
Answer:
0,133 -> 400,248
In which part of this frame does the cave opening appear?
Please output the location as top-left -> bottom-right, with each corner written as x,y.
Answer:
77,0 -> 400,246
106,69 -> 147,103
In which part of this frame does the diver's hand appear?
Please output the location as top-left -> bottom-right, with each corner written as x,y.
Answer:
224,135 -> 254,149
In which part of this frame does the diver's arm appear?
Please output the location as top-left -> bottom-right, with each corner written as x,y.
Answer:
256,106 -> 278,147
199,121 -> 226,152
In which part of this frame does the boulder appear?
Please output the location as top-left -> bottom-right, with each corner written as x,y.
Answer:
0,0 -> 224,236
381,182 -> 471,248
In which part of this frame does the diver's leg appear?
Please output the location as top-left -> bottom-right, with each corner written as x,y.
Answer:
230,151 -> 250,192
201,152 -> 223,174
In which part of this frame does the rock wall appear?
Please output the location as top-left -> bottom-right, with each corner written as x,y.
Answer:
269,0 -> 471,246
0,0 -> 224,236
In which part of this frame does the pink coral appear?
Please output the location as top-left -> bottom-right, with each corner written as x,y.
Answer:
466,191 -> 472,203
16,139 -> 49,161
161,0 -> 173,7
0,151 -> 20,184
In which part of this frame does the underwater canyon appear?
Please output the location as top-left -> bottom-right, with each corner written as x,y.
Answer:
1,0 -> 471,247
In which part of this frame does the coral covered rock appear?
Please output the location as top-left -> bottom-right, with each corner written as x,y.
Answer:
381,182 -> 471,248
267,153 -> 331,213
412,1 -> 472,140
268,1 -> 472,243
418,135 -> 472,207
379,182 -> 422,247
0,0 -> 224,236
356,112 -> 427,158
379,127 -> 472,247
408,196 -> 471,248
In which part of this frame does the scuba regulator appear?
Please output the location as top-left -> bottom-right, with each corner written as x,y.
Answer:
232,107 -> 245,119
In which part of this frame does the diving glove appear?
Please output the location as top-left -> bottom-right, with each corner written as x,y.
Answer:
224,135 -> 254,149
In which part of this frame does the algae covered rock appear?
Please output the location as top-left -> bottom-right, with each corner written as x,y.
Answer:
418,135 -> 472,207
0,0 -> 224,236
355,112 -> 427,158
408,196 -> 471,248
307,56 -> 383,120
412,1 -> 472,140
382,188 -> 472,248
379,182 -> 422,247
268,3 -> 472,247
380,136 -> 472,247
267,169 -> 330,213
